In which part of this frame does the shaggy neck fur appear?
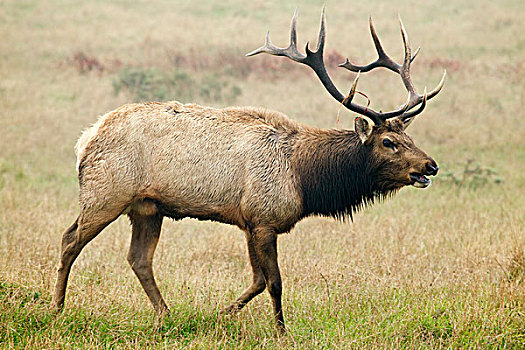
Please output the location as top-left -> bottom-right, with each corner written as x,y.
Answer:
294,129 -> 397,220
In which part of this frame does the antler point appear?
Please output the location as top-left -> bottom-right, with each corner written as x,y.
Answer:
265,31 -> 271,43
338,58 -> 349,67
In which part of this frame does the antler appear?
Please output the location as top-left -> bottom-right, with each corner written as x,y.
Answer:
247,9 -> 446,126
340,16 -> 446,123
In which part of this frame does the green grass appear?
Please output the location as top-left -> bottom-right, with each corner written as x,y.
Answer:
1,282 -> 524,348
1,0 -> 525,348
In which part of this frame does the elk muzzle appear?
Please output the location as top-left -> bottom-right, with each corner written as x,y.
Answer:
410,159 -> 438,188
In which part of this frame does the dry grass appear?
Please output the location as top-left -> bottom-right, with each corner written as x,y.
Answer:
1,0 -> 525,348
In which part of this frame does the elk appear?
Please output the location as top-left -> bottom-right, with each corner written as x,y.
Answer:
52,9 -> 445,333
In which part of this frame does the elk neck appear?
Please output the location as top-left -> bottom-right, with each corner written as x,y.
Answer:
293,128 -> 392,220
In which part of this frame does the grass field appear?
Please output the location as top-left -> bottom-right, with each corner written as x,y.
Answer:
1,0 -> 525,348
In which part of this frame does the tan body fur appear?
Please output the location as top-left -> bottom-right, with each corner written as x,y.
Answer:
76,101 -> 303,233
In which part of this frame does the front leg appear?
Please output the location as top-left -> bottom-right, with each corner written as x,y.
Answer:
222,226 -> 285,333
222,230 -> 266,314
251,226 -> 285,333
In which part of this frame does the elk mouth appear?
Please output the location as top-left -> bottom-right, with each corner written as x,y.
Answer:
410,173 -> 431,188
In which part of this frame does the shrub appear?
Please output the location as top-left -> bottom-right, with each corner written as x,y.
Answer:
112,67 -> 241,104
437,159 -> 502,189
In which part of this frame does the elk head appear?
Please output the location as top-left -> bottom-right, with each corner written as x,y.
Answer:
247,8 -> 445,190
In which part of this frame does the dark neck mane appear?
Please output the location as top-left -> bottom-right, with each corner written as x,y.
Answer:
294,129 -> 394,220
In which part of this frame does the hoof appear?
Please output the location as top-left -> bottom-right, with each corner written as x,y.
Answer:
49,302 -> 63,315
276,323 -> 286,336
220,303 -> 241,316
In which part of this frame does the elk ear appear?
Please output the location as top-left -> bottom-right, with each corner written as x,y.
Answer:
355,117 -> 373,143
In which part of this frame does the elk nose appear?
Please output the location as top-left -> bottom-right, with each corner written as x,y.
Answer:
426,161 -> 439,176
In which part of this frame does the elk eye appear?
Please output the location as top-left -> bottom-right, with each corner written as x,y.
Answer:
382,138 -> 396,149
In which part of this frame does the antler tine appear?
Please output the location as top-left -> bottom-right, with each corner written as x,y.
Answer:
370,16 -> 387,60
427,70 -> 446,99
246,8 -> 306,61
306,6 -> 326,55
288,8 -> 307,60
411,47 -> 420,63
398,16 -> 418,104
290,8 -> 299,47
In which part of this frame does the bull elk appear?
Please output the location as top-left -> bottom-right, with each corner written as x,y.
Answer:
52,9 -> 445,333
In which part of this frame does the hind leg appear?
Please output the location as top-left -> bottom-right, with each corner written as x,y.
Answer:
52,205 -> 124,311
127,211 -> 168,315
